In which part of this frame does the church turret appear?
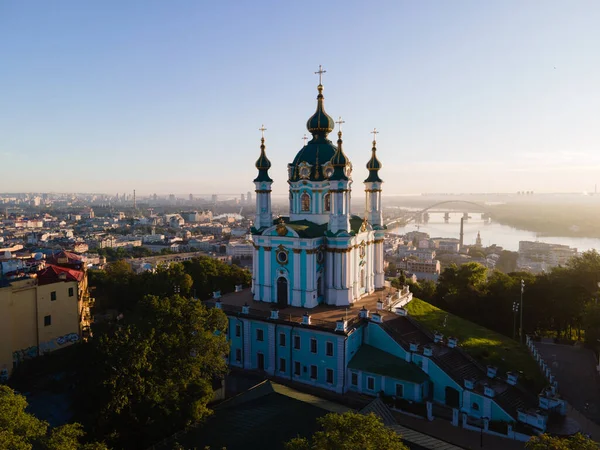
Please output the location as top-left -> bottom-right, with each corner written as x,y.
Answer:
328,118 -> 352,234
253,125 -> 273,230
364,129 -> 383,229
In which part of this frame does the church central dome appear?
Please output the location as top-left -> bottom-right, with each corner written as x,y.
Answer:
289,83 -> 337,182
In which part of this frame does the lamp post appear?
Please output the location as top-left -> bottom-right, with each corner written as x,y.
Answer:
512,301 -> 519,340
520,279 -> 525,344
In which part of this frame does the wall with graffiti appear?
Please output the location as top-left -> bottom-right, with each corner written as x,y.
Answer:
12,332 -> 79,364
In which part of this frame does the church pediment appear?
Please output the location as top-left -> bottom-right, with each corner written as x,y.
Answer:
263,223 -> 300,238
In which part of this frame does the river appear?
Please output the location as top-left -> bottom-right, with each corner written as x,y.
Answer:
388,212 -> 600,252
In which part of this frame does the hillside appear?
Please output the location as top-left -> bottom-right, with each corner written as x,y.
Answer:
405,298 -> 546,391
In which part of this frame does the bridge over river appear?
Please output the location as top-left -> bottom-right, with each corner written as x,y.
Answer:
385,201 -> 488,228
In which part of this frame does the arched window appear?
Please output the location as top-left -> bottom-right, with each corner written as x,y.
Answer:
323,193 -> 331,212
360,269 -> 365,288
317,276 -> 323,297
301,193 -> 311,212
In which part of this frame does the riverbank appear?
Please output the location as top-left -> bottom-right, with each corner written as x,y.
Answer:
488,203 -> 600,239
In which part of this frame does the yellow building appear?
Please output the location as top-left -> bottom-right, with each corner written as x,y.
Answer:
0,264 -> 91,381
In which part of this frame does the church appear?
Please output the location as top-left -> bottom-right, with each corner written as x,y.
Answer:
251,69 -> 385,308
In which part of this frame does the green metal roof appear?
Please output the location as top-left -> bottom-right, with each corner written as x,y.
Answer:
289,135 -> 337,182
348,344 -> 430,384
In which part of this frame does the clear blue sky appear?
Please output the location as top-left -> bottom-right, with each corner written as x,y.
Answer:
1,1 -> 599,196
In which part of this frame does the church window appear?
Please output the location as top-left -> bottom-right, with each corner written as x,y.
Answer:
279,333 -> 286,347
310,365 -> 317,380
360,269 -> 365,289
326,368 -> 334,384
256,329 -> 264,342
367,376 -> 375,391
472,403 -> 480,411
293,335 -> 301,350
317,249 -> 324,264
277,251 -> 288,264
310,338 -> 317,354
351,372 -> 358,386
323,193 -> 331,211
301,193 -> 311,211
326,341 -> 334,357
235,324 -> 241,337
317,276 -> 323,297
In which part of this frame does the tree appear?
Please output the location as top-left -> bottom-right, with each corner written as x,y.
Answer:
525,433 -> 597,450
284,412 -> 408,450
78,294 -> 229,449
0,386 -> 107,450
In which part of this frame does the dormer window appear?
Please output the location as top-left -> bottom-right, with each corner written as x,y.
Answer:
301,193 -> 311,212
322,161 -> 333,178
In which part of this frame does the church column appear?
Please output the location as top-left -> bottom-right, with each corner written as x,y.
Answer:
326,249 -> 334,303
293,249 -> 302,307
374,238 -> 385,289
263,247 -> 272,302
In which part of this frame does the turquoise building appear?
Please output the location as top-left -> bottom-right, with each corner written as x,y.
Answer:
211,71 -> 558,439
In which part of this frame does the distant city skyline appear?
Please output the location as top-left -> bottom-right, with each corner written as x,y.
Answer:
1,1 -> 599,194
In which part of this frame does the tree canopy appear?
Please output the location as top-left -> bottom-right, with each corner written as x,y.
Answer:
77,294 -> 229,449
0,386 -> 107,450
284,412 -> 408,450
525,433 -> 597,450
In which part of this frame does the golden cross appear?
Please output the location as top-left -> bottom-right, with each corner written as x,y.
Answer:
335,117 -> 345,132
371,128 -> 379,142
259,124 -> 267,139
314,65 -> 326,85
302,134 -> 308,146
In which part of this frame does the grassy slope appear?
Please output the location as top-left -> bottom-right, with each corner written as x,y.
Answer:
405,298 -> 546,391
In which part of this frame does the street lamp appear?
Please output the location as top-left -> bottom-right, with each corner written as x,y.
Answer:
520,279 -> 525,344
512,301 -> 519,340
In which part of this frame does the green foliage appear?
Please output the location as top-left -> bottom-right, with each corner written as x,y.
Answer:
406,298 -> 545,390
90,257 -> 251,312
525,432 -> 598,449
496,250 -> 518,273
78,295 -> 229,449
0,386 -> 107,450
284,412 -> 408,450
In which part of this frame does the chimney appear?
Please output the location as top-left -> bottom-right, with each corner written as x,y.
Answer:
302,313 -> 311,325
447,336 -> 458,348
487,366 -> 498,379
506,371 -> 518,386
371,312 -> 383,323
335,320 -> 348,332
270,309 -> 279,320
433,331 -> 444,343
235,284 -> 243,292
241,303 -> 250,314
359,306 -> 370,319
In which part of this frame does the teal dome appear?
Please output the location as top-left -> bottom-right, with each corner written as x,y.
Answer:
306,84 -> 335,136
330,131 -> 349,181
289,135 -> 337,182
365,140 -> 382,183
254,137 -> 273,183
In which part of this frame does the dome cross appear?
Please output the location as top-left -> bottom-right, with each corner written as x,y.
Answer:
335,117 -> 345,132
302,134 -> 308,146
259,124 -> 267,139
314,65 -> 327,85
371,128 -> 379,143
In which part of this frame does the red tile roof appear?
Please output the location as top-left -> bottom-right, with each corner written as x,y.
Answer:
37,264 -> 84,285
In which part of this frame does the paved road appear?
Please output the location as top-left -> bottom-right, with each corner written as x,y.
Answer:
535,342 -> 600,423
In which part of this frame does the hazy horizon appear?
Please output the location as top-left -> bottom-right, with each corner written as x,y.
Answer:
2,1 -> 599,195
